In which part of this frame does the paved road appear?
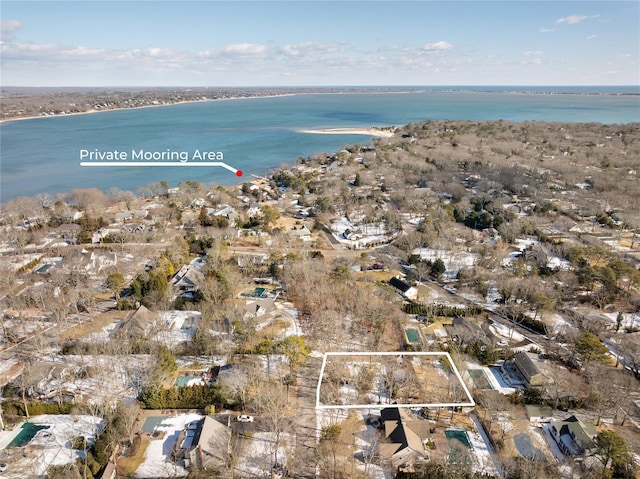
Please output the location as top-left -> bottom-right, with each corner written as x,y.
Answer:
290,356 -> 322,478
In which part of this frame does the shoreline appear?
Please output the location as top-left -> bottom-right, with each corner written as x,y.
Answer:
0,88 -> 418,124
3,86 -> 637,124
0,93 -> 298,124
300,127 -> 396,138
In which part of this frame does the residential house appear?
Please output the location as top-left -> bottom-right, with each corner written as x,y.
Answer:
114,210 -> 148,223
525,405 -> 554,424
246,202 -> 263,217
92,227 -> 121,243
236,253 -> 268,270
513,351 -> 547,388
549,415 -> 597,457
185,416 -> 231,470
287,225 -> 312,242
378,407 -> 429,470
119,223 -> 151,235
116,305 -> 160,339
23,362 -> 77,403
206,204 -> 240,224
54,223 -> 81,244
242,298 -> 278,330
61,210 -> 83,222
389,276 -> 418,300
172,265 -> 205,299
79,251 -> 117,274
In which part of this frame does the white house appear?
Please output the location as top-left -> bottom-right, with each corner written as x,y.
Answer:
389,276 -> 418,300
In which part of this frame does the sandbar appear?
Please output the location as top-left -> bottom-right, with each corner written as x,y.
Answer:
301,127 -> 396,138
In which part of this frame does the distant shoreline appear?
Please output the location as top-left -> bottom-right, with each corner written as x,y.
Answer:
2,86 -> 637,124
0,94 -> 297,124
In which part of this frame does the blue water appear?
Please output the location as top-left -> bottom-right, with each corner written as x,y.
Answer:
175,375 -> 200,387
2,88 -> 638,203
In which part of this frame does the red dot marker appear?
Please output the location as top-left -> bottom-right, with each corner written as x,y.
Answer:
236,170 -> 243,177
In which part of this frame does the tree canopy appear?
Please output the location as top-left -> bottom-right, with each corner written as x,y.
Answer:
594,429 -> 630,471
575,330 -> 610,363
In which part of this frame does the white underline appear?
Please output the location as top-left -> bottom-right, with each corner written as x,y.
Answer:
80,161 -> 238,173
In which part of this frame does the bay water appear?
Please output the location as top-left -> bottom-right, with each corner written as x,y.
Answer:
1,88 -> 638,204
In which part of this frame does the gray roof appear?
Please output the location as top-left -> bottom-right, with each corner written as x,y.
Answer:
173,265 -> 204,291
514,351 -> 542,379
551,415 -> 597,454
119,305 -> 158,337
525,404 -> 553,420
190,416 -> 231,468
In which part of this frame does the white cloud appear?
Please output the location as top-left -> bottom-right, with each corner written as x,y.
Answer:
556,14 -> 599,25
145,47 -> 180,58
64,46 -> 109,58
586,34 -> 597,40
281,42 -> 343,57
387,45 -> 413,53
1,19 -> 23,42
523,51 -> 543,57
423,41 -> 453,52
1,42 -> 60,58
1,41 -> 190,73
539,27 -> 557,33
557,15 -> 588,25
223,43 -> 267,55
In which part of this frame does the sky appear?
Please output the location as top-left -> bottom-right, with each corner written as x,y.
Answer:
0,1 -> 638,87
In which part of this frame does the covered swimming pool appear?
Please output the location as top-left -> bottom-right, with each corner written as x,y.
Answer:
468,369 -> 493,389
445,428 -> 472,449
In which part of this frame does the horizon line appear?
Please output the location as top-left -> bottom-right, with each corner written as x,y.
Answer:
3,84 -> 639,89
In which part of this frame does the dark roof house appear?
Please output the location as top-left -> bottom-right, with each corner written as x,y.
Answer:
549,415 -> 597,457
378,407 -> 429,470
389,277 -> 418,300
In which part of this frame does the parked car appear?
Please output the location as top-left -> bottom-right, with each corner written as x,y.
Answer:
237,415 -> 254,423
